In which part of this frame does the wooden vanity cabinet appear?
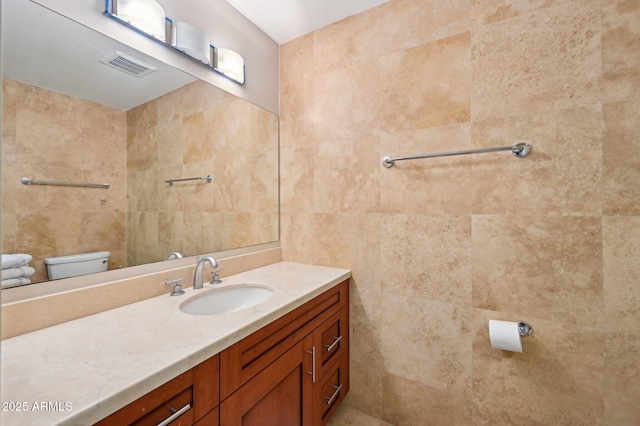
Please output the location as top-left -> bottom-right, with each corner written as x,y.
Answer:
94,279 -> 349,426
220,279 -> 349,426
94,354 -> 219,426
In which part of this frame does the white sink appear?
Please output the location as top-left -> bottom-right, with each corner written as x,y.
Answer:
180,284 -> 274,316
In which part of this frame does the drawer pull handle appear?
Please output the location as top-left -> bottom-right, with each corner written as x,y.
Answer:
157,403 -> 191,426
307,347 -> 316,383
324,384 -> 343,406
325,335 -> 342,352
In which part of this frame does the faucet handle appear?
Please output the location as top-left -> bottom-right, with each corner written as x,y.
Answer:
210,269 -> 224,285
166,278 -> 185,296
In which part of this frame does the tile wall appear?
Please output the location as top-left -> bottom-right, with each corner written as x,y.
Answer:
1,79 -> 127,283
280,0 -> 640,424
127,80 -> 279,265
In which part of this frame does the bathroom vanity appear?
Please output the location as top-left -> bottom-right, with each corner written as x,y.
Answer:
0,262 -> 350,425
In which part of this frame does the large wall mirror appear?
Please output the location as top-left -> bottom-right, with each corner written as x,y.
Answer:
1,1 -> 279,288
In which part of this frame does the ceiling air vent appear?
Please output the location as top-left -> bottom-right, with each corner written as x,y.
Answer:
100,51 -> 157,77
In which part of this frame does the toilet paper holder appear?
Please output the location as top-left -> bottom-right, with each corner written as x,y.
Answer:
516,321 -> 533,336
485,321 -> 533,337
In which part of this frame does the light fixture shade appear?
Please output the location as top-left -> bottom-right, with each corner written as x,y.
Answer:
171,21 -> 211,65
114,0 -> 166,42
214,47 -> 245,84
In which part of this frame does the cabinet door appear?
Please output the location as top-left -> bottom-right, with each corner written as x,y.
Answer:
220,338 -> 313,426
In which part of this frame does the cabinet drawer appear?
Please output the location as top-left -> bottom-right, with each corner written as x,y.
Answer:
131,388 -> 193,426
95,355 -> 220,426
220,280 -> 349,399
312,308 -> 348,382
95,369 -> 194,426
312,352 -> 349,426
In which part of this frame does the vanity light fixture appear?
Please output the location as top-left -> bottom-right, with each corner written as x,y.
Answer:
110,0 -> 167,42
214,47 -> 245,84
172,21 -> 211,65
105,0 -> 246,84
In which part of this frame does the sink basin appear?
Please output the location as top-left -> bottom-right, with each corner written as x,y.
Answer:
180,284 -> 274,316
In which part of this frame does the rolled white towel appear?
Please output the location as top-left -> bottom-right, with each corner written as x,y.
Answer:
1,254 -> 33,269
1,266 -> 36,280
1,277 -> 32,288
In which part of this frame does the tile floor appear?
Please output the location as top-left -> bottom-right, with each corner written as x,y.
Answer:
328,405 -> 393,426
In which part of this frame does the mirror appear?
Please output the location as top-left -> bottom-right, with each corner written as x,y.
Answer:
1,1 -> 279,287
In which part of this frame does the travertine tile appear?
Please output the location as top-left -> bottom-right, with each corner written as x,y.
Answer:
313,138 -> 381,213
346,362 -> 386,421
380,294 -> 472,392
382,372 -> 472,425
182,111 -> 215,164
328,404 -> 392,426
472,309 -> 605,425
182,212 -> 224,256
471,0 -> 601,121
313,60 -> 381,143
472,0 -> 557,26
250,150 -> 279,214
604,333 -> 640,425
79,212 -> 127,253
310,213 -> 355,270
2,79 -> 18,140
127,96 -> 158,131
313,7 -> 380,74
350,288 -> 384,369
472,215 -> 603,326
280,213 -> 316,264
471,106 -> 603,215
380,124 -> 472,214
280,33 -> 316,149
280,147 -> 315,214
381,32 -> 471,132
603,216 -> 640,335
381,0 -> 471,51
602,0 -> 640,103
157,212 -> 185,260
134,211 -> 159,265
280,32 -> 315,89
155,120 -> 184,169
602,99 -> 640,215
380,214 -> 472,305
348,214 -> 382,292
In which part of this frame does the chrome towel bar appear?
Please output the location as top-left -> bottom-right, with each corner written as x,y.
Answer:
21,177 -> 109,189
382,143 -> 531,168
165,175 -> 213,186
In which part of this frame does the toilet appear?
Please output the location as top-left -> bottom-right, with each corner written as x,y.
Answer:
44,251 -> 110,280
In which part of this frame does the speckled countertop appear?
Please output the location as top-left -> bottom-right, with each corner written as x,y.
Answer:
0,261 -> 351,426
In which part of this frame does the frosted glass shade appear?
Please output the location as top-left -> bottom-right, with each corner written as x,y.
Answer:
171,21 -> 211,65
114,0 -> 166,42
214,48 -> 245,84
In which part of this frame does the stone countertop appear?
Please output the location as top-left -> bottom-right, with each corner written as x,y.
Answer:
0,261 -> 351,425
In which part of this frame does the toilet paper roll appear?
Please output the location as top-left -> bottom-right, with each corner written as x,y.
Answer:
488,320 -> 523,352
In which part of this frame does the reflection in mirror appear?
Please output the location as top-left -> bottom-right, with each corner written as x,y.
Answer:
1,1 -> 279,287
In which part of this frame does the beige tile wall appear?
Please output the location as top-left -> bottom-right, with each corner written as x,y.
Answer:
127,80 -> 279,265
1,79 -> 128,283
280,0 -> 640,424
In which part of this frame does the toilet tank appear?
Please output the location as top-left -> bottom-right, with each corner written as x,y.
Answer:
44,251 -> 110,280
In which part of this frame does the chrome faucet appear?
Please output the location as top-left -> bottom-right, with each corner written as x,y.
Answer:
193,256 -> 218,289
